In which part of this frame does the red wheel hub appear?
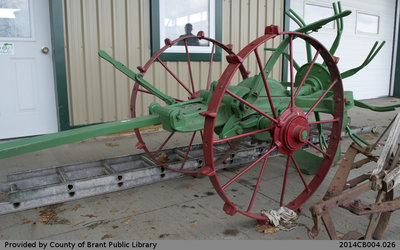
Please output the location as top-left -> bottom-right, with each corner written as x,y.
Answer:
273,108 -> 310,154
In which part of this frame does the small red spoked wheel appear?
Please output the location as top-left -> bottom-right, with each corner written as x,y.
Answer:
202,29 -> 344,221
131,32 -> 248,175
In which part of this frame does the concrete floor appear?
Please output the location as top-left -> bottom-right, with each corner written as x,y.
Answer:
0,97 -> 400,240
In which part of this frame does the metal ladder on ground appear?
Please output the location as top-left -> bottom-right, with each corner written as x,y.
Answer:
0,125 -> 375,215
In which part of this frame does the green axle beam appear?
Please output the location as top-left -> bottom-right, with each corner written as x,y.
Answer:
0,115 -> 160,160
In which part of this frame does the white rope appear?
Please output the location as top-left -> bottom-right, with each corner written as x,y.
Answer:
261,207 -> 298,230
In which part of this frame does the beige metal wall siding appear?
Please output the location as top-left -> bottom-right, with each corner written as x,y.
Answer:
63,0 -> 284,126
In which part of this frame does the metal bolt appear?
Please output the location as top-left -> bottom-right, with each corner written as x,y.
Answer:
301,130 -> 308,140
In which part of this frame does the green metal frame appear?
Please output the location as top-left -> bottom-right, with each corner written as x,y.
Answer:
99,50 -> 177,105
150,0 -> 222,61
49,0 -> 71,131
0,115 -> 160,159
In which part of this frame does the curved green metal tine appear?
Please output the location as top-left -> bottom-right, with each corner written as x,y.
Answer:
288,9 -> 312,62
263,10 -> 350,79
319,133 -> 328,150
364,41 -> 379,63
346,129 -> 363,147
353,132 -> 370,146
354,99 -> 400,112
329,1 -> 344,56
341,41 -> 385,79
289,9 -> 306,26
305,42 -> 312,63
333,2 -> 339,23
285,11 -> 304,28
333,2 -> 344,32
265,48 -> 300,71
338,2 -> 344,32
295,10 -> 351,34
346,125 -> 370,147
366,41 -> 386,65
314,112 -> 328,150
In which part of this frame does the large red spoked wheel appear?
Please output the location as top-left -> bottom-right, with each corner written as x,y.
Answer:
202,28 -> 344,222
131,32 -> 248,175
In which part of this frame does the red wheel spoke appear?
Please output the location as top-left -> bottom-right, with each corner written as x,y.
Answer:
174,98 -> 184,102
280,155 -> 291,206
222,146 -> 277,191
156,58 -> 193,96
309,118 -> 339,125
246,147 -> 272,212
184,40 -> 196,93
179,132 -> 197,171
225,89 -> 278,124
294,50 -> 320,100
200,130 -> 204,141
138,88 -> 153,95
306,79 -> 338,117
306,140 -> 330,158
206,43 -> 216,90
138,88 -> 183,102
153,132 -> 175,157
290,155 -> 311,192
289,35 -> 295,110
254,48 -> 277,118
213,128 -> 271,145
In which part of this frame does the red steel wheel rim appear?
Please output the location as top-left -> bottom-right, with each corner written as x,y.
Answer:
131,32 -> 248,175
203,30 -> 344,221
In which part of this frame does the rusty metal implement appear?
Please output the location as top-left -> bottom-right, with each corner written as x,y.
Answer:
309,112 -> 400,240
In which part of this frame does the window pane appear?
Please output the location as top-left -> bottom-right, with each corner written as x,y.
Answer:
304,4 -> 334,29
356,12 -> 379,34
0,0 -> 31,38
160,0 -> 210,46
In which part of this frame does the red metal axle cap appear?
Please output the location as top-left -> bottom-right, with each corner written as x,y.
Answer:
273,108 -> 310,154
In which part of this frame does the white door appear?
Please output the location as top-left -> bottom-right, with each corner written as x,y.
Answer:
0,0 -> 58,139
288,0 -> 396,100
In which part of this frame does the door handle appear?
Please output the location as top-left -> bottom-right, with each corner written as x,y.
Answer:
41,47 -> 49,54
